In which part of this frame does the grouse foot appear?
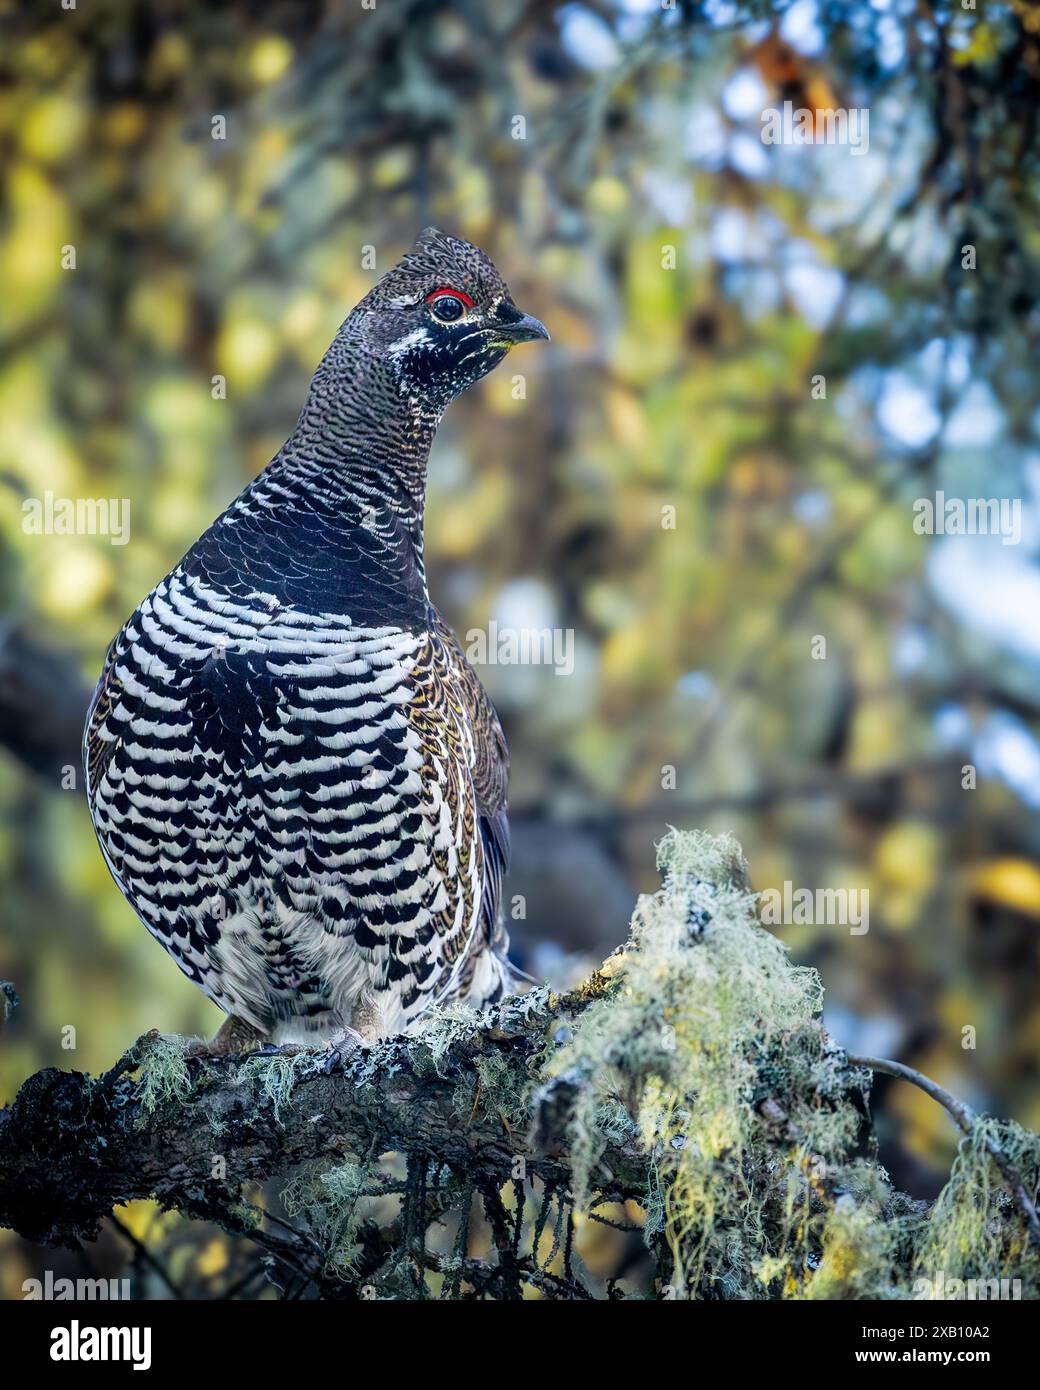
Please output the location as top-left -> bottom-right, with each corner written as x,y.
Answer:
185,1014 -> 268,1058
322,1027 -> 368,1073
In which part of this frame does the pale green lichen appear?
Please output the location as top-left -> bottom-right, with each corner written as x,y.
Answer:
415,999 -> 540,1122
234,1050 -> 313,1125
544,827 -> 883,1297
910,1118 -> 1040,1299
415,1003 -> 483,1077
135,1033 -> 193,1114
469,1046 -> 528,1123
283,1157 -> 371,1277
804,1188 -> 899,1300
531,829 -> 1040,1299
656,825 -> 749,887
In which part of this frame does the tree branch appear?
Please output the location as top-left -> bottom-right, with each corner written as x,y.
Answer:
0,971 -> 642,1251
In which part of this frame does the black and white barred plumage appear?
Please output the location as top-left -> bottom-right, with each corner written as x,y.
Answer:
84,228 -> 549,1043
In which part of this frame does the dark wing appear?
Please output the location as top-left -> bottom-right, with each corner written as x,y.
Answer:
83,633 -> 123,806
430,610 -> 510,948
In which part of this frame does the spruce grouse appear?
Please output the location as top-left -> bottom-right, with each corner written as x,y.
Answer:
84,228 -> 549,1048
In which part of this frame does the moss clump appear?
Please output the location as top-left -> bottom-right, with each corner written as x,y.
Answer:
909,1118 -> 1040,1299
282,1157 -> 371,1278
135,1033 -> 193,1115
543,827 -> 881,1297
234,1050 -> 313,1125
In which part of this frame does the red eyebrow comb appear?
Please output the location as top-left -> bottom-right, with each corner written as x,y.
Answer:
426,286 -> 475,307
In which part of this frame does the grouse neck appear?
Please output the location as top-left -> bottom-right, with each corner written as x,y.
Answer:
181,352 -> 440,623
270,352 -> 444,531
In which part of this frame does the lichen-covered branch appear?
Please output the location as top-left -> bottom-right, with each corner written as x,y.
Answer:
849,1053 -> 1040,1245
1,830 -> 1038,1300
0,976 -> 634,1247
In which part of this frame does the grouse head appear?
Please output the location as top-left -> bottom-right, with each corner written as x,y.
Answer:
345,227 -> 549,406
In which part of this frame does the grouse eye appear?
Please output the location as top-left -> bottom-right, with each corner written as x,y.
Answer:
426,286 -> 473,323
431,295 -> 465,322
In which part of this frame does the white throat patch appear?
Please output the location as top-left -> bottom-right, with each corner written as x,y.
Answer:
387,327 -> 432,362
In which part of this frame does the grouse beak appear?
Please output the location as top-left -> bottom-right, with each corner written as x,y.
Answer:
504,312 -> 551,344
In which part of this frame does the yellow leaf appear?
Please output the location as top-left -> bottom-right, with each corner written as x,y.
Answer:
38,544 -> 113,622
115,1200 -> 167,1243
605,387 -> 647,451
20,95 -> 88,163
970,859 -> 1040,919
217,313 -> 280,392
586,177 -> 629,216
197,1237 -> 229,1278
249,36 -> 294,85
875,821 -> 939,896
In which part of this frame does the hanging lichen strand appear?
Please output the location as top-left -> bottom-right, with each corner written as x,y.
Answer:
541,828 -> 871,1298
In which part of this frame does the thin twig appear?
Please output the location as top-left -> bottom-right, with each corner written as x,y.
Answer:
108,1212 -> 185,1300
849,1054 -> 1040,1244
848,1054 -> 978,1131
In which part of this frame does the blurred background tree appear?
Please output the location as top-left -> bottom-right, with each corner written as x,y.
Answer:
1,0 -> 1039,1296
